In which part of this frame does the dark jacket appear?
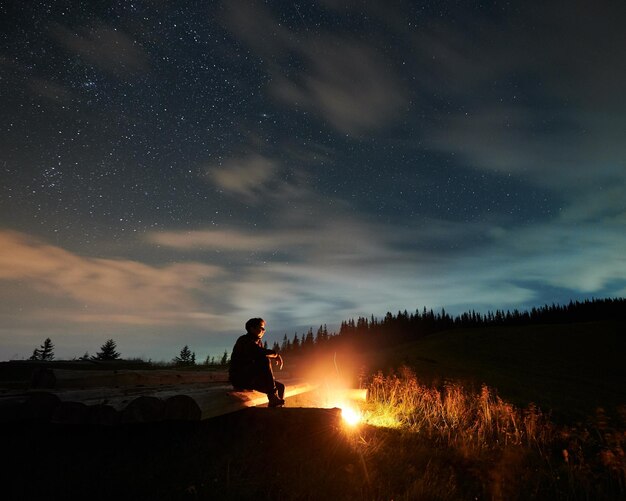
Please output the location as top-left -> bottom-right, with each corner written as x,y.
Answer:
229,333 -> 276,387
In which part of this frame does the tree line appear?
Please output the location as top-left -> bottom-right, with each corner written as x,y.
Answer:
171,345 -> 229,367
29,338 -> 121,361
26,297 -> 623,363
26,337 -> 229,367
276,297 -> 625,356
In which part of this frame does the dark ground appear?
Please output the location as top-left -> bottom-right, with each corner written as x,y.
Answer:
4,407 -> 366,501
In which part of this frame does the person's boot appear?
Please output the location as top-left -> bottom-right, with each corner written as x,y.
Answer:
268,392 -> 285,407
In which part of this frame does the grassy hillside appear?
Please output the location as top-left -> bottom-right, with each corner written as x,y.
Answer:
365,320 -> 626,419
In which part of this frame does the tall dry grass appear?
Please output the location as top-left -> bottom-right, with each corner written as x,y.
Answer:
365,366 -> 553,448
354,367 -> 626,500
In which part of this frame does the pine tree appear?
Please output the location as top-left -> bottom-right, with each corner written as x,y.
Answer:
315,325 -> 329,345
220,350 -> 229,366
173,345 -> 194,366
93,339 -> 121,361
40,338 -> 54,360
29,338 -> 54,361
303,328 -> 314,348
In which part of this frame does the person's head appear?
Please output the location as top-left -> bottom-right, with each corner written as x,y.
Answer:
245,318 -> 266,339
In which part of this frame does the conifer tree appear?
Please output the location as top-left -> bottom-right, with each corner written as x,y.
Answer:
303,328 -> 314,348
315,325 -> 325,344
173,345 -> 194,366
220,350 -> 229,366
40,338 -> 54,360
29,338 -> 55,361
93,339 -> 121,361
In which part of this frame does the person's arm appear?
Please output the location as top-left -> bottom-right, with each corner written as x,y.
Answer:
253,339 -> 284,369
261,346 -> 283,370
268,351 -> 283,370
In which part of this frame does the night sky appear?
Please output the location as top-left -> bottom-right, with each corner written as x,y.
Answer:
1,1 -> 625,361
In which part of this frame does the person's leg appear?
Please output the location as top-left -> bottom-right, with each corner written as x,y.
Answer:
275,380 -> 285,400
249,359 -> 275,393
250,359 -> 284,406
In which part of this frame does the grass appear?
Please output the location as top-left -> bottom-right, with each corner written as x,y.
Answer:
349,366 -> 626,500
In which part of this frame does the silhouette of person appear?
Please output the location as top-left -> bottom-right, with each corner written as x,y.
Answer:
229,318 -> 285,407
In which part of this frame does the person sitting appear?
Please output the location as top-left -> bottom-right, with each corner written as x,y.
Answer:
229,317 -> 285,407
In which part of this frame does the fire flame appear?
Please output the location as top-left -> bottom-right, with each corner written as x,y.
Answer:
340,404 -> 361,426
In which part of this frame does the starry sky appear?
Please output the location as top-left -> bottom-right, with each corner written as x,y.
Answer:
1,1 -> 625,361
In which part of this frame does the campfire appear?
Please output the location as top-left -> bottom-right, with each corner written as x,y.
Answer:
323,388 -> 367,427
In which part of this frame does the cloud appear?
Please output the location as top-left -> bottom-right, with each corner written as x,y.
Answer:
400,3 -> 626,220
148,217 -> 404,266
272,36 -> 407,134
51,22 -> 149,76
424,104 -> 626,199
4,210 -> 623,360
426,105 -> 572,174
0,230 -> 223,325
208,154 -> 278,199
151,229 -> 277,251
223,1 -> 407,134
222,0 -> 292,59
146,214 -> 516,319
500,222 -> 626,294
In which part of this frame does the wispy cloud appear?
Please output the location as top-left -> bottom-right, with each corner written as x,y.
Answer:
223,1 -> 407,134
398,3 -> 626,220
148,216 -> 405,266
271,36 -> 407,134
0,230 -> 222,325
51,22 -> 149,76
495,221 -> 626,294
208,154 -> 278,199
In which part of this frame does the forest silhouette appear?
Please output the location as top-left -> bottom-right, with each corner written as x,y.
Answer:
275,297 -> 625,355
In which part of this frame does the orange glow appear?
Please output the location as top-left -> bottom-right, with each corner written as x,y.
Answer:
339,403 -> 362,426
293,351 -> 368,426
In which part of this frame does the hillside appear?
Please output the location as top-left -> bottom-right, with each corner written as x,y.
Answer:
364,320 -> 626,419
